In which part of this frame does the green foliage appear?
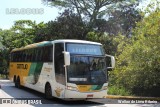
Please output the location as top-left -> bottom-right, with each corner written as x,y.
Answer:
0,20 -> 46,74
105,7 -> 142,36
34,10 -> 89,42
0,49 -> 9,75
0,20 -> 47,49
43,0 -> 141,37
0,1 -> 159,97
111,8 -> 160,97
11,20 -> 39,47
86,32 -> 116,55
108,85 -> 131,96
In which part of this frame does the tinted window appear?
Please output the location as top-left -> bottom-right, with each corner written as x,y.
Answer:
54,43 -> 65,85
10,45 -> 53,62
54,43 -> 64,74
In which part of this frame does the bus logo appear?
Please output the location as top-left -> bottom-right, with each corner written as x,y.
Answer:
17,64 -> 28,69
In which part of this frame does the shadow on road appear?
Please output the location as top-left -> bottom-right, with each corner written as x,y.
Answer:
1,80 -> 159,107
0,80 -> 105,106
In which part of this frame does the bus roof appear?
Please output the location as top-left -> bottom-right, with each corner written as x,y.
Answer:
11,41 -> 52,52
53,39 -> 102,45
11,39 -> 102,52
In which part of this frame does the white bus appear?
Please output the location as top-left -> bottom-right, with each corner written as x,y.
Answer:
9,39 -> 115,100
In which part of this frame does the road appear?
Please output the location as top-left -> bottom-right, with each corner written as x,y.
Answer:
0,79 -> 159,107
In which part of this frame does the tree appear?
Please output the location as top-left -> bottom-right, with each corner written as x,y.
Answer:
32,22 -> 47,42
0,30 -> 17,49
0,20 -> 47,76
0,48 -> 8,77
0,29 -> 11,76
43,0 -> 140,30
0,29 -> 3,49
11,20 -> 37,47
103,5 -> 142,36
111,8 -> 160,97
10,20 -> 47,44
34,10 -> 89,41
54,9 -> 89,39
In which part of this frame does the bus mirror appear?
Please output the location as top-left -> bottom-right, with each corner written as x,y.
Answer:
64,52 -> 70,66
105,54 -> 115,71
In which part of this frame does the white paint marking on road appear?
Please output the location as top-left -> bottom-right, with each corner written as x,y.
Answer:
0,89 -> 13,98
0,104 -> 34,107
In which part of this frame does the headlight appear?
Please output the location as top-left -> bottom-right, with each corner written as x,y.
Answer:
102,86 -> 108,90
67,86 -> 77,91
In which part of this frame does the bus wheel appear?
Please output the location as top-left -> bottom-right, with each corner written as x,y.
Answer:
15,77 -> 18,88
16,77 -> 21,88
45,83 -> 52,99
13,75 -> 16,83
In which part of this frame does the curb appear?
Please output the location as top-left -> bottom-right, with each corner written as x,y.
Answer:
106,95 -> 160,101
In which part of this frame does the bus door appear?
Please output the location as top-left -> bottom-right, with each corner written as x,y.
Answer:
54,43 -> 66,97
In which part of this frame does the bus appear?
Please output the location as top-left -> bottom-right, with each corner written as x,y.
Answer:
9,39 -> 115,100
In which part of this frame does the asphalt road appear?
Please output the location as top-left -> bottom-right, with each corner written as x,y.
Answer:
0,79 -> 159,107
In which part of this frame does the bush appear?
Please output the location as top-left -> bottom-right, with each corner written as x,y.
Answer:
108,86 -> 131,96
110,8 -> 160,97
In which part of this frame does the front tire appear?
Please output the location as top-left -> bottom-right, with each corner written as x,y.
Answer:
15,77 -> 21,88
45,83 -> 52,99
15,78 -> 18,88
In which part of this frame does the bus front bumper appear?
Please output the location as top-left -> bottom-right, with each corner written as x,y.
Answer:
64,89 -> 107,99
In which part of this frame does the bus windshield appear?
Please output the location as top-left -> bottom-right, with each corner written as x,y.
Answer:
66,43 -> 107,85
67,56 -> 107,85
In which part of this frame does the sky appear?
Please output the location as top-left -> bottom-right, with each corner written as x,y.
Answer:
0,0 -> 59,29
0,0 -> 153,30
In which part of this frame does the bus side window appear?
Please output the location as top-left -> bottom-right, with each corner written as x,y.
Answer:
10,53 -> 13,62
48,46 -> 53,62
39,48 -> 43,62
36,48 -> 41,62
15,52 -> 18,62
24,50 -> 28,62
34,48 -> 38,62
43,45 -> 53,62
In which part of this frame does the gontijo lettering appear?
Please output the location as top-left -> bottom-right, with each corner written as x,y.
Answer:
17,64 -> 28,69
